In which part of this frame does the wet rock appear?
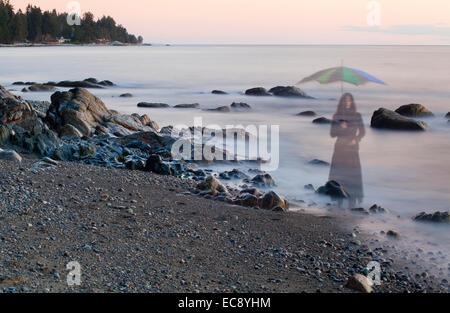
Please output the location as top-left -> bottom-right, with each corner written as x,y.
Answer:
395,104 -> 433,117
317,180 -> 348,199
119,93 -> 133,98
308,159 -> 329,166
268,86 -> 311,98
239,188 -> 260,197
0,149 -> 22,162
297,111 -> 317,116
206,106 -> 230,112
240,194 -> 259,207
370,108 -> 427,131
386,230 -> 400,238
22,84 -> 56,92
445,112 -> 450,118
137,102 -> 170,108
312,117 -> 332,124
413,211 -> 449,224
245,87 -> 271,96
124,155 -> 146,171
219,169 -> 249,180
174,103 -> 200,109
369,204 -> 388,214
250,173 -> 276,187
345,274 -> 373,293
259,191 -> 289,210
212,90 -> 227,95
230,102 -> 251,110
196,175 -> 228,193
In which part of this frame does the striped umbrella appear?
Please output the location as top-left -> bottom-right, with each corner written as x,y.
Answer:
297,66 -> 386,93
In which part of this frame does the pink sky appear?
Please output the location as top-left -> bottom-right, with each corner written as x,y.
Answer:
10,0 -> 450,44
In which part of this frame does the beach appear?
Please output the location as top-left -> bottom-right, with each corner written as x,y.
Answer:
0,45 -> 449,293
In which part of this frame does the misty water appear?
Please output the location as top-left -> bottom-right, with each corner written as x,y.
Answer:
1,45 -> 449,275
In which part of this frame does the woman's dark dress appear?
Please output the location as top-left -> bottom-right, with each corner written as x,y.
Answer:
329,112 -> 365,204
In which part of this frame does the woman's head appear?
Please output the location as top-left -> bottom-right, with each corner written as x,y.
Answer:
337,93 -> 357,115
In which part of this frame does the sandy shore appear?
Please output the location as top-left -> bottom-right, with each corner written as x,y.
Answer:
0,156 -> 446,293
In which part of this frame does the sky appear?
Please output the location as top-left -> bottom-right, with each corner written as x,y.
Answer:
10,0 -> 450,44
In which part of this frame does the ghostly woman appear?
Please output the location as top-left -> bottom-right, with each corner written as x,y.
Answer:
329,93 -> 365,208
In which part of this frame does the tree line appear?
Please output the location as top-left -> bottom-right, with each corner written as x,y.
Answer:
0,0 -> 143,44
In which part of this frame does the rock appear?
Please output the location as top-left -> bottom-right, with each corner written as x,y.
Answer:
206,106 -> 230,112
345,274 -> 373,293
137,102 -> 170,108
46,88 -> 111,137
317,180 -> 349,199
308,159 -> 329,166
312,117 -> 332,124
58,124 -> 83,138
245,87 -> 271,96
445,112 -> 450,118
268,86 -> 311,98
79,142 -> 97,156
240,194 -> 259,207
413,211 -> 449,224
13,81 -> 36,85
211,90 -> 227,95
124,155 -> 146,171
250,173 -> 276,187
369,204 -> 388,214
1,85 -> 37,125
370,108 -> 427,131
196,175 -> 228,193
297,111 -> 317,116
239,188 -> 260,197
145,154 -> 176,175
174,103 -> 200,109
230,102 -> 251,110
0,149 -> 22,162
41,156 -> 58,165
22,84 -> 56,92
219,169 -> 249,180
119,93 -> 133,97
386,230 -> 400,238
259,191 -> 289,210
53,80 -> 104,89
395,104 -> 433,117
350,207 -> 370,215
0,124 -> 10,144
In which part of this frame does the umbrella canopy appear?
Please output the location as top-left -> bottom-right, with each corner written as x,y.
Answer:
297,66 -> 386,86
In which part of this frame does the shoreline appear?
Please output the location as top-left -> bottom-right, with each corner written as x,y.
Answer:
0,157 -> 446,293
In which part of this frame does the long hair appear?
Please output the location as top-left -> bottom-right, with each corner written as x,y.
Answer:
336,93 -> 357,117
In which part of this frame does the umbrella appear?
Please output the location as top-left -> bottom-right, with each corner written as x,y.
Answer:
297,66 -> 386,94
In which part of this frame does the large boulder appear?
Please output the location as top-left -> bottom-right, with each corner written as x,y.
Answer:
371,108 -> 427,131
22,84 -> 56,92
345,274 -> 373,293
245,87 -> 271,96
196,175 -> 229,193
0,149 -> 22,162
395,104 -> 433,117
269,86 -> 311,98
46,88 -> 159,138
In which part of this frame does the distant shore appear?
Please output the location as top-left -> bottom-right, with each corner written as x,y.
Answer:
0,43 -> 154,48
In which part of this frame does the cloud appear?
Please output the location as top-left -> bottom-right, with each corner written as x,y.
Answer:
343,24 -> 450,38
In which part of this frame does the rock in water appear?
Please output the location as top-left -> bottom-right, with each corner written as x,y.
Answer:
317,180 -> 349,199
345,274 -> 373,293
230,102 -> 251,110
174,103 -> 200,109
259,191 -> 289,211
297,111 -> 317,116
22,84 -> 56,92
446,112 -> 450,118
312,117 -> 332,124
211,90 -> 227,95
413,211 -> 449,224
0,149 -> 22,162
371,108 -> 427,131
196,175 -> 228,193
137,102 -> 170,108
268,86 -> 312,98
250,173 -> 276,187
245,87 -> 271,96
206,106 -> 230,112
395,104 -> 433,117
